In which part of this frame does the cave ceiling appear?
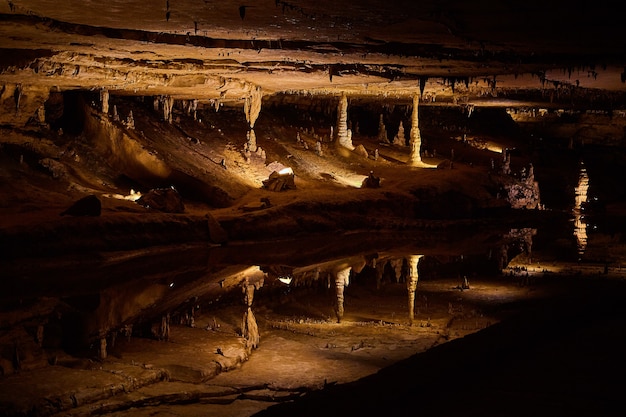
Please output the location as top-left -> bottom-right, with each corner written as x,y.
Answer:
1,0 -> 625,111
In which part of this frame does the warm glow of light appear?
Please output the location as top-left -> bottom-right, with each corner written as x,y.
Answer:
486,144 -> 504,153
103,189 -> 142,201
278,276 -> 292,285
278,167 -> 293,175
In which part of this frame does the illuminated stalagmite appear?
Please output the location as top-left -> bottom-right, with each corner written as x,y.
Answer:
334,266 -> 351,322
406,255 -> 423,324
408,94 -> 423,165
336,93 -> 354,150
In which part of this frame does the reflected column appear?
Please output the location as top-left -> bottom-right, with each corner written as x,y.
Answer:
242,275 -> 263,350
407,255 -> 423,324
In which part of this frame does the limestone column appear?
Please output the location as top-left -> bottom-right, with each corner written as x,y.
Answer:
334,266 -> 351,322
407,255 -> 423,324
336,93 -> 354,150
100,89 -> 109,115
244,86 -> 262,157
408,93 -> 423,165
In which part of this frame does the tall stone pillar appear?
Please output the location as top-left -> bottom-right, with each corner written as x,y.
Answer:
334,266 -> 351,322
100,89 -> 109,115
407,255 -> 423,324
408,93 -> 423,165
336,93 -> 354,150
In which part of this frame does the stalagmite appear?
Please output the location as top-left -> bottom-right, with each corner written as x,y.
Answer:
246,129 -> 257,152
393,121 -> 405,146
99,336 -> 107,360
100,89 -> 109,115
377,114 -> 389,143
244,85 -> 262,128
407,255 -> 423,324
36,105 -> 45,124
336,93 -> 354,150
126,110 -> 134,129
334,266 -> 351,322
408,94 -> 423,165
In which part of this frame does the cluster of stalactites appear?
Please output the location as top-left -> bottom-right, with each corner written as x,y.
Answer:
153,95 -> 174,123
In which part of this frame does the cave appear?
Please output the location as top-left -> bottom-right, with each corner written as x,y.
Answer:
2,1 -> 626,416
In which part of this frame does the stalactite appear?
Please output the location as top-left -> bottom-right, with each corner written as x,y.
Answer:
244,85 -> 262,128
408,93 -> 422,165
336,92 -> 354,150
161,95 -> 174,123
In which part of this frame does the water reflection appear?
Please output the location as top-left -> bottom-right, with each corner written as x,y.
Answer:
573,161 -> 589,257
0,226 -> 554,363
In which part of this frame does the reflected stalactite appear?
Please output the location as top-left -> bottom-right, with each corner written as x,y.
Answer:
390,258 -> 403,283
574,162 -> 589,257
242,276 -> 264,349
334,266 -> 351,323
407,255 -> 423,324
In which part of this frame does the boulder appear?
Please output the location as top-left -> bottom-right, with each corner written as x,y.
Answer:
137,187 -> 185,213
60,194 -> 101,216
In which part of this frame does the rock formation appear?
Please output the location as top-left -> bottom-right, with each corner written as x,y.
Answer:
407,255 -> 423,324
336,93 -> 354,150
393,121 -> 405,146
408,94 -> 423,165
